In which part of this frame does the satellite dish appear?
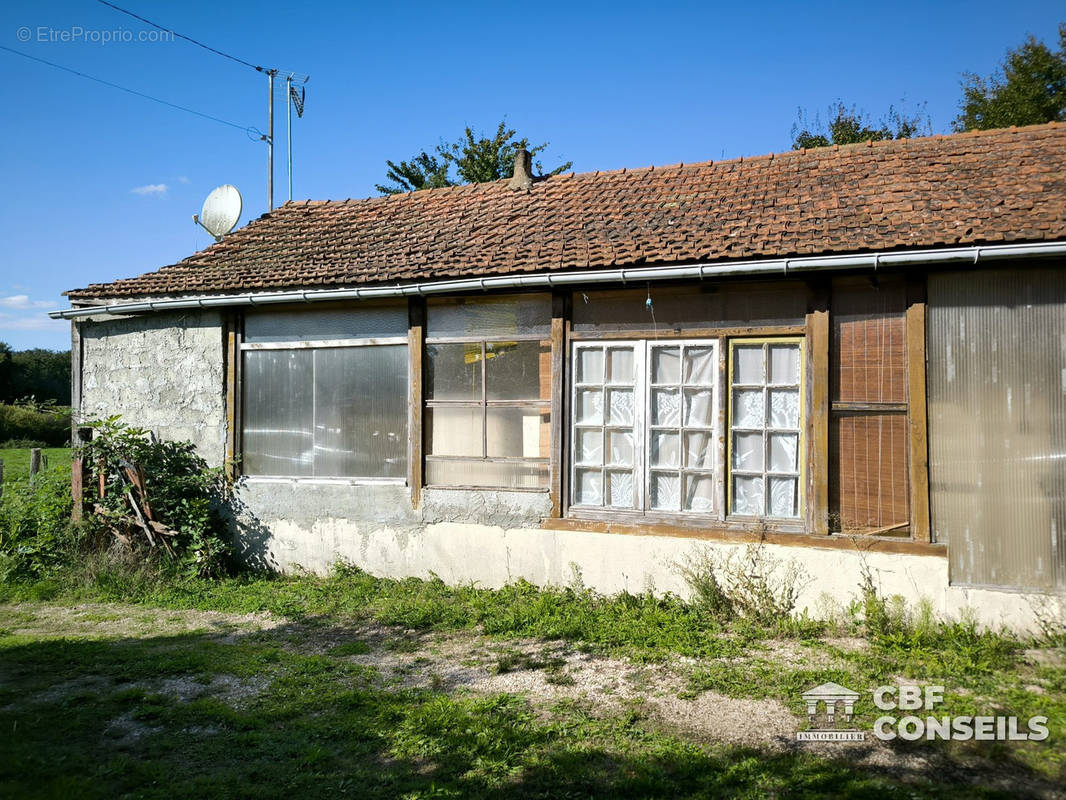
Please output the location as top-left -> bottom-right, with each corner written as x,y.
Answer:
193,184 -> 242,242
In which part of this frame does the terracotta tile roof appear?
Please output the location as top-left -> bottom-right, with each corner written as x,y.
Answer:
67,123 -> 1066,300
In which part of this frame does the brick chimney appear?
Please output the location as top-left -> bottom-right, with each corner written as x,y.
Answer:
508,147 -> 534,191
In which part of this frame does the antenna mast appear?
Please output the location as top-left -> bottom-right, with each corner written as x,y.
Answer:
267,69 -> 276,211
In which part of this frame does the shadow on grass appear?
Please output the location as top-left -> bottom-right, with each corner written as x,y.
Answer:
0,622 -> 1056,800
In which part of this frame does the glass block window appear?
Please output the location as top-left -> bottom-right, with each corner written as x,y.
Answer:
729,339 -> 803,518
570,340 -> 720,515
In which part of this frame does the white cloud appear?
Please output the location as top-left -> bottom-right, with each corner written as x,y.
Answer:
178,176 -> 190,184
131,183 -> 168,196
0,312 -> 66,332
0,295 -> 52,310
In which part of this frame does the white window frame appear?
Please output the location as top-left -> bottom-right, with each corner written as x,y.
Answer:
569,339 -> 723,517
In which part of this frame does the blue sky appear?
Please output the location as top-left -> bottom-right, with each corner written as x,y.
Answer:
0,0 -> 1062,350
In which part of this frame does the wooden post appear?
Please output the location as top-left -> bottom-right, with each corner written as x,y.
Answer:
29,448 -> 41,483
906,276 -> 932,543
805,280 -> 831,536
549,292 -> 569,518
408,298 -> 425,508
71,426 -> 91,523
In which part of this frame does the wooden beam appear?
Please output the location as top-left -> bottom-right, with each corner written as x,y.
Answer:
906,278 -> 932,543
224,314 -> 240,481
408,298 -> 426,508
805,281 -> 831,535
549,292 -> 569,517
540,517 -> 947,557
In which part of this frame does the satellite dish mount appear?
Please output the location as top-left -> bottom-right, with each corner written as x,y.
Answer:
193,184 -> 242,242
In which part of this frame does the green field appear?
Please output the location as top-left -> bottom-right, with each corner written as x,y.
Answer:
0,447 -> 71,483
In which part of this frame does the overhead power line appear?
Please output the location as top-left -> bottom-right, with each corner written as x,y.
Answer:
0,44 -> 253,132
95,0 -> 264,72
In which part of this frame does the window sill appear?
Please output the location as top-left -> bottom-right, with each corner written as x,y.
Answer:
239,476 -> 407,487
543,517 -> 947,557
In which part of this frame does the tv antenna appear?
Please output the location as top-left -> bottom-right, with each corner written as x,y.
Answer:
193,184 -> 242,242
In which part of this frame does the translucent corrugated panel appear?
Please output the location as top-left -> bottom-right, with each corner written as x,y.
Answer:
313,346 -> 407,478
427,294 -> 551,338
242,350 -> 314,476
425,459 -> 548,489
928,267 -> 1066,591
427,343 -> 482,401
242,345 -> 408,478
244,304 -> 408,342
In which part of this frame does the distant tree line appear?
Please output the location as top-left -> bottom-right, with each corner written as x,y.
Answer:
0,343 -> 71,406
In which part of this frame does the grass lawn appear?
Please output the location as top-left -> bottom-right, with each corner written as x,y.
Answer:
0,447 -> 71,483
1,566 -> 1064,798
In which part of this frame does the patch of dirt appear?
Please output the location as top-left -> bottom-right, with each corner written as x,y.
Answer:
0,602 -> 281,640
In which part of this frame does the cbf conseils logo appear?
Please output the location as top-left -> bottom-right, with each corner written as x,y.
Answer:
796,682 -> 865,741
796,682 -> 1050,743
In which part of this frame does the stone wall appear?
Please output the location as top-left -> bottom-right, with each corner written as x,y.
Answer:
77,310 -> 227,465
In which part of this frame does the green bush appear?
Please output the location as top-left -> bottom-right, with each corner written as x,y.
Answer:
0,403 -> 71,447
0,467 -> 79,581
78,417 -> 232,579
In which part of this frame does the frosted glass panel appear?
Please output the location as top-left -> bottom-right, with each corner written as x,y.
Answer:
733,432 -> 764,471
428,294 -> 551,338
733,390 -> 765,428
607,389 -> 634,425
652,347 -> 680,384
486,341 -> 549,401
427,407 -> 482,457
735,346 -> 764,384
652,389 -> 680,425
684,346 -> 716,385
607,348 -> 635,383
577,348 -> 604,383
607,470 -> 635,507
684,389 -> 714,427
769,477 -> 798,517
242,350 -> 313,476
575,468 -> 602,505
427,343 -> 482,401
769,389 -> 800,429
684,431 -> 714,469
487,408 -> 547,458
770,433 -> 798,472
576,428 -> 602,465
651,431 -> 680,468
608,430 -> 634,466
650,472 -> 681,511
733,476 -> 764,515
244,304 -> 408,343
576,389 -> 603,424
769,345 -> 800,385
685,474 -> 716,512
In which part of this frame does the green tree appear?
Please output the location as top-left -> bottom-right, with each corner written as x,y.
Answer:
0,343 -> 12,400
3,348 -> 71,406
375,151 -> 453,195
955,24 -> 1066,131
377,120 -> 572,195
792,102 -> 928,149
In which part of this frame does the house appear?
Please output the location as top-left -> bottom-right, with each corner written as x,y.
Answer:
53,124 -> 1066,630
